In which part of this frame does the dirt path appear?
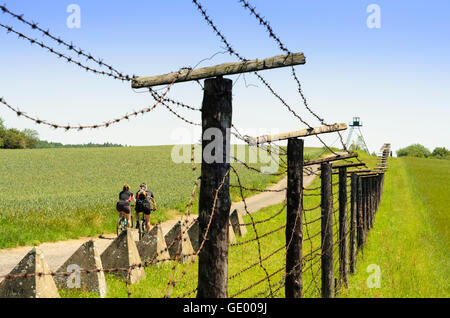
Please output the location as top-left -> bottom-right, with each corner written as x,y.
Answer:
0,163 -> 322,280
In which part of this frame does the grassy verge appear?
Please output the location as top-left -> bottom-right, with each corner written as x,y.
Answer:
340,156 -> 449,297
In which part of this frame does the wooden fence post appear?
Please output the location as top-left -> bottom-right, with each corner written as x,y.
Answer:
362,178 -> 368,239
371,177 -> 376,227
377,174 -> 382,210
349,172 -> 357,273
356,175 -> 364,251
368,177 -> 373,229
197,76 -> 232,298
338,167 -> 348,287
321,162 -> 334,298
285,138 -> 304,298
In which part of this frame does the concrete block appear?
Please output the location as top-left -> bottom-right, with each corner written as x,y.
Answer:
164,220 -> 195,263
54,240 -> 106,297
230,209 -> 247,237
100,229 -> 146,284
186,219 -> 200,253
0,247 -> 60,298
136,224 -> 170,265
229,221 -> 237,244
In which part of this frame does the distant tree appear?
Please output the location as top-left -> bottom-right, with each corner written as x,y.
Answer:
396,144 -> 431,158
2,129 -> 27,149
0,118 -> 6,148
0,117 -> 5,134
431,147 -> 449,159
22,128 -> 39,148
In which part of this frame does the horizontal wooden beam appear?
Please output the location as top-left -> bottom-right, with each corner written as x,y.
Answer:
247,123 -> 347,145
348,168 -> 372,174
303,152 -> 358,167
331,162 -> 366,169
132,52 -> 306,88
359,172 -> 381,177
333,168 -> 372,175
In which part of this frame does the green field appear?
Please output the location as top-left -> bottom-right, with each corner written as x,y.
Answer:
341,156 -> 449,297
0,145 -> 325,249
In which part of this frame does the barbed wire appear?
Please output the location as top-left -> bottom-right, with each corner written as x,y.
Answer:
191,0 -> 343,157
0,4 -> 132,80
0,22 -> 130,81
0,70 -> 187,131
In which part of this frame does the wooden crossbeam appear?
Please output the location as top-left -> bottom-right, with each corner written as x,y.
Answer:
331,162 -> 366,169
247,123 -> 347,145
359,172 -> 381,177
333,168 -> 371,175
348,168 -> 372,174
132,52 -> 306,88
303,152 -> 358,166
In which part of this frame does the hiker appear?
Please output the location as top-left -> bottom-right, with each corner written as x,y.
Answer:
135,182 -> 157,233
116,184 -> 136,227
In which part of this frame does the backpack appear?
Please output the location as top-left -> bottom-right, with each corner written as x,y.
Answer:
137,188 -> 148,201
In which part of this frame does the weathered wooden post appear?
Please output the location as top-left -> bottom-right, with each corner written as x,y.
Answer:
376,175 -> 380,210
356,175 -> 364,250
197,76 -> 232,298
372,177 -> 376,227
285,138 -> 304,298
378,174 -> 382,210
338,167 -> 348,287
321,162 -> 334,298
349,172 -> 357,273
130,52 -> 322,299
367,177 -> 372,230
362,178 -> 368,239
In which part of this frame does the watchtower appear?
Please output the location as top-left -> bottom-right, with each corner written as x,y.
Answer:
345,117 -> 369,153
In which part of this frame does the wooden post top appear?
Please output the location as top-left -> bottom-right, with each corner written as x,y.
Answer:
131,52 -> 305,88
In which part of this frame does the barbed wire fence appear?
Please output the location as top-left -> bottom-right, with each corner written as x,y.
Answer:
0,1 -> 389,299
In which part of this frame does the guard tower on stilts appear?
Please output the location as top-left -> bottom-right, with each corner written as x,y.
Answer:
345,117 -> 369,153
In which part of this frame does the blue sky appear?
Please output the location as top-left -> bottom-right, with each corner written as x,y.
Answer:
0,0 -> 449,154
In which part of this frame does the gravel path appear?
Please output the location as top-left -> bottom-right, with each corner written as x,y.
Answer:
0,163 -> 321,280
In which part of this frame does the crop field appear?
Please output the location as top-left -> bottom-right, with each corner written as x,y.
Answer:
0,145 -> 325,249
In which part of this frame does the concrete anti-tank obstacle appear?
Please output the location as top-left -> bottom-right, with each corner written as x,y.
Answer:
164,220 -> 195,263
0,247 -> 60,298
187,219 -> 200,253
54,240 -> 107,298
187,217 -> 236,252
100,229 -> 146,284
228,221 -> 237,244
136,224 -> 170,265
230,209 -> 247,237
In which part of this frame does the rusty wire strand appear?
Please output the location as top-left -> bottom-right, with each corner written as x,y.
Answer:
0,4 -> 131,80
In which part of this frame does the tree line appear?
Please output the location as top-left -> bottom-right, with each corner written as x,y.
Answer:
396,144 -> 449,160
0,118 -> 123,149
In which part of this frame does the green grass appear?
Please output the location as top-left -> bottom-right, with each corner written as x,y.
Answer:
340,156 -> 449,297
0,145 -> 325,249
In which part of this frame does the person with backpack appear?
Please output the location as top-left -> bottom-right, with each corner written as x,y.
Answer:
135,182 -> 157,233
116,184 -> 136,228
